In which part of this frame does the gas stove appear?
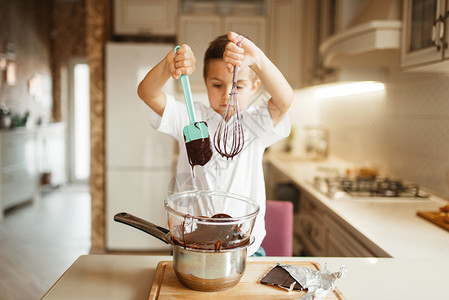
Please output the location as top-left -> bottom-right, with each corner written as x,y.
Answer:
313,175 -> 430,199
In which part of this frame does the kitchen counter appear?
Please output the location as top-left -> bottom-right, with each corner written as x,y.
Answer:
42,254 -> 449,299
0,121 -> 65,132
265,151 -> 449,258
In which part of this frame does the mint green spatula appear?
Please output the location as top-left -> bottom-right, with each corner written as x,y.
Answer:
174,46 -> 212,168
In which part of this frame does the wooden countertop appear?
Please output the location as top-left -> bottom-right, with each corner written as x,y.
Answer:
42,254 -> 449,299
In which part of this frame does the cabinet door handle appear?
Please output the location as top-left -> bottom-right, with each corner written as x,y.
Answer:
445,12 -> 449,49
306,223 -> 313,236
438,16 -> 444,39
432,15 -> 444,51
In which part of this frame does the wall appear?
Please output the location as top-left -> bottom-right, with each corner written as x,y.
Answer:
51,0 -> 86,122
86,0 -> 110,252
289,66 -> 449,199
0,0 -> 105,251
0,0 -> 86,124
0,0 -> 53,124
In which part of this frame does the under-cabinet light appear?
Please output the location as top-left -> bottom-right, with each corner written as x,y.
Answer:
314,81 -> 385,99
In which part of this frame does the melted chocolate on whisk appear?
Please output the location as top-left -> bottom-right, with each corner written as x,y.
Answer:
184,122 -> 213,171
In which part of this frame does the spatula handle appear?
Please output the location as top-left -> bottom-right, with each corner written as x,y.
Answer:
174,46 -> 196,124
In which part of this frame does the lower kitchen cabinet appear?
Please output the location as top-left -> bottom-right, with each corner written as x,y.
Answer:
1,129 -> 38,214
264,157 -> 386,257
0,123 -> 67,221
263,159 -> 295,201
36,123 -> 67,186
296,189 -> 383,257
325,215 -> 378,257
296,191 -> 327,256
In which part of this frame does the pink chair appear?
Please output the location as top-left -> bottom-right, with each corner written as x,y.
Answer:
261,200 -> 293,256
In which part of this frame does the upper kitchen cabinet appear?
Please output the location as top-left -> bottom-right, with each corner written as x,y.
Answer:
401,0 -> 449,72
113,0 -> 178,36
178,1 -> 266,92
300,0 -> 340,87
223,16 -> 266,51
268,0 -> 340,88
178,15 -> 221,92
267,0 -> 303,88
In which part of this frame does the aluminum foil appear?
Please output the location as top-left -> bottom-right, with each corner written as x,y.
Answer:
277,263 -> 346,300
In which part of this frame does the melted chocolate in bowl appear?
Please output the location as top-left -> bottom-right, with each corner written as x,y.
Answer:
171,213 -> 249,251
166,190 -> 259,254
210,213 -> 232,219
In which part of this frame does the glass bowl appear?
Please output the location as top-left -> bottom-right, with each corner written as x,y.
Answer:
164,190 -> 259,251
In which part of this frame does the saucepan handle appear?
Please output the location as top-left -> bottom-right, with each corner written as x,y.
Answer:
114,212 -> 171,244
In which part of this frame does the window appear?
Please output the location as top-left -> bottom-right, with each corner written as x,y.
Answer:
69,59 -> 90,182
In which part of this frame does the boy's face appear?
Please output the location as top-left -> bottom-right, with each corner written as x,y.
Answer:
204,59 -> 260,117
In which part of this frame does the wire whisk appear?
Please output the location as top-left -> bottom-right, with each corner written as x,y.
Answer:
213,42 -> 244,160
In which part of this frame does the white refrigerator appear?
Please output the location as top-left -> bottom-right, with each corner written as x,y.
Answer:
105,42 -> 175,251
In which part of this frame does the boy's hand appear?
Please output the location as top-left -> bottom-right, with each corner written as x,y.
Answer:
223,31 -> 259,73
167,44 -> 196,79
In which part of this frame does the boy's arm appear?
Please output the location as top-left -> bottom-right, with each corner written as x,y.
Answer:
224,32 -> 293,127
137,44 -> 196,116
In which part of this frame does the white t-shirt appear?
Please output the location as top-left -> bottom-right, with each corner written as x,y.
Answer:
149,93 -> 290,255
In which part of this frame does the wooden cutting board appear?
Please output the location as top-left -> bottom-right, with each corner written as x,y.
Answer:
417,211 -> 449,232
148,261 -> 345,299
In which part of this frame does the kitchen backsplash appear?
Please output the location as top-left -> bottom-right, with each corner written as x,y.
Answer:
289,70 -> 449,199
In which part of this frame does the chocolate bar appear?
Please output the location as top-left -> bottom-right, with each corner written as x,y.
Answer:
260,265 -> 305,291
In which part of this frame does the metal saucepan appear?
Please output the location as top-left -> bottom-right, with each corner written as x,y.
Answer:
114,212 -> 254,292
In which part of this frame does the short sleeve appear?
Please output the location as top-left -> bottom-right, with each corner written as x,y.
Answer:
243,103 -> 291,148
148,93 -> 189,139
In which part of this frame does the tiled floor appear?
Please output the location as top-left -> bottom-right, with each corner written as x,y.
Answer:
0,184 -> 91,300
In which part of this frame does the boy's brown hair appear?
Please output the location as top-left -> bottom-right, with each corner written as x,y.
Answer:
203,34 -> 229,79
203,34 -> 257,81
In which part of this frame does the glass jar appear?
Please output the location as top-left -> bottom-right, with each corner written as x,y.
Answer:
304,125 -> 329,160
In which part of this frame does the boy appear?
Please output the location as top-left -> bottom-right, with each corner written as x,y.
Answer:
138,31 -> 293,256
